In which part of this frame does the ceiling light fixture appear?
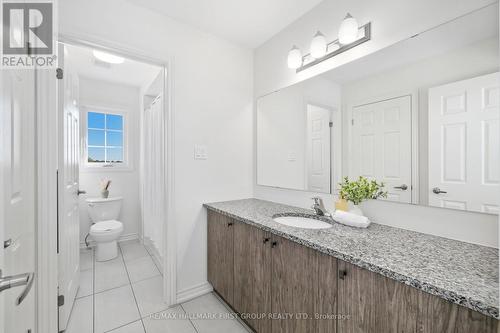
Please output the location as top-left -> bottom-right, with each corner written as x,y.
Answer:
286,13 -> 370,72
92,50 -> 125,64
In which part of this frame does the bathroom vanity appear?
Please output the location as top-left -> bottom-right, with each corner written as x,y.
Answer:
205,199 -> 499,333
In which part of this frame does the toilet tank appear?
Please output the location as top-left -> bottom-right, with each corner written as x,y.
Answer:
86,197 -> 123,222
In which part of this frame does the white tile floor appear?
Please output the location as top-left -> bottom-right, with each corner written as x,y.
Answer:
66,240 -> 251,333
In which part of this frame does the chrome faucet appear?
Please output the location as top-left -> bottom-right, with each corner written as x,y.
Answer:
311,197 -> 329,216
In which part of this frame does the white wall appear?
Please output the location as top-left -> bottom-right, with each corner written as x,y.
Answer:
78,77 -> 142,244
60,0 -> 254,294
254,0 -> 499,247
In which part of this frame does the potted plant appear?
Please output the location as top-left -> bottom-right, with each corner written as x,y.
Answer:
338,176 -> 387,216
100,179 -> 111,198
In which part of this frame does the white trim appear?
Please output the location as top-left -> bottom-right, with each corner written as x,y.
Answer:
80,232 -> 139,249
176,282 -> 213,304
35,68 -> 59,333
58,33 -> 177,307
162,65 -> 177,306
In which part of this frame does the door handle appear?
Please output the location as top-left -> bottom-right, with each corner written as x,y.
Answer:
432,187 -> 447,194
0,271 -> 35,305
393,184 -> 408,191
77,190 -> 86,195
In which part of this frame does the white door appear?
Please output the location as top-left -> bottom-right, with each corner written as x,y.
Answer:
58,45 -> 81,330
428,72 -> 499,213
351,96 -> 412,203
0,69 -> 37,333
306,104 -> 331,193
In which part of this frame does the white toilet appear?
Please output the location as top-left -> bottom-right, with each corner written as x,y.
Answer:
86,197 -> 124,261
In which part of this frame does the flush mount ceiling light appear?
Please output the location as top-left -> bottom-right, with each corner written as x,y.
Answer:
338,13 -> 359,44
92,50 -> 125,64
310,31 -> 327,59
286,13 -> 371,72
287,45 -> 303,69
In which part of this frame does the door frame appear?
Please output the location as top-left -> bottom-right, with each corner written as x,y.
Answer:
36,68 -> 60,332
346,90 -> 419,204
36,33 -> 177,332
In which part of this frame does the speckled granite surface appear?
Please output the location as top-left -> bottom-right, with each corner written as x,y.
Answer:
204,198 -> 499,319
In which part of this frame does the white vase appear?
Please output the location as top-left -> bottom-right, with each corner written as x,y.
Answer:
348,203 -> 364,216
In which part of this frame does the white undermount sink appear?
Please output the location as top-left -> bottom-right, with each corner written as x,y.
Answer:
273,215 -> 332,229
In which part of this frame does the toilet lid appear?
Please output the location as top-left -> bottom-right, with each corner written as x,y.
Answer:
90,220 -> 123,233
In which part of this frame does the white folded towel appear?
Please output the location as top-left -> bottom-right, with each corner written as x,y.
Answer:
332,210 -> 371,228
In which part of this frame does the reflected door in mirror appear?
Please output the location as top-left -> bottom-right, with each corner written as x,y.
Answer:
428,72 -> 499,214
306,104 -> 331,193
350,96 -> 412,203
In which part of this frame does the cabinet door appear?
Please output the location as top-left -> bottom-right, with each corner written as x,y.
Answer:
418,291 -> 498,333
234,222 -> 272,333
317,252 -> 338,333
271,236 -> 317,332
207,210 -> 234,304
338,260 -> 419,333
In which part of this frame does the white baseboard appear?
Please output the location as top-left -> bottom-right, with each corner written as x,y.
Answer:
80,233 -> 139,249
176,282 -> 213,304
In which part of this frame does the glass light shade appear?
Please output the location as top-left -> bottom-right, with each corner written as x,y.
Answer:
338,13 -> 359,45
93,50 -> 125,64
287,46 -> 302,69
310,31 -> 327,59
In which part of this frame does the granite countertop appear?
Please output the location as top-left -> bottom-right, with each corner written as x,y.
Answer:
204,198 -> 499,319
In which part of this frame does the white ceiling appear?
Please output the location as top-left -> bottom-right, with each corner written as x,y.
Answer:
126,0 -> 324,48
64,43 -> 162,89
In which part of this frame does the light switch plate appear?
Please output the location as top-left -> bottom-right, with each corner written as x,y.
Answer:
194,144 -> 208,160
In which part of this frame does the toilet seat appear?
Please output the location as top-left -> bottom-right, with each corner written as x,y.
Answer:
90,220 -> 123,234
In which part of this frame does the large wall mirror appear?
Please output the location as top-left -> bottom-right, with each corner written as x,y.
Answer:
257,5 -> 499,214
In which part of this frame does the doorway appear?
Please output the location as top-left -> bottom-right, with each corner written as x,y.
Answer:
56,38 -> 174,332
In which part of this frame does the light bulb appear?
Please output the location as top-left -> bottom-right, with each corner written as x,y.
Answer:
310,31 -> 327,59
287,46 -> 302,69
338,13 -> 359,45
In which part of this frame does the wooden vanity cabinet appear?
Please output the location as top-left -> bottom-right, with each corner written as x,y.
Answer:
417,291 -> 499,333
337,261 -> 499,333
233,222 -> 272,333
337,261 -> 419,333
207,210 -> 498,333
271,236 -> 338,333
207,210 -> 234,304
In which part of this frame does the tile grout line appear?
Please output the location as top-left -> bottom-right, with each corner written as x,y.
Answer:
92,248 -> 96,333
142,241 -> 163,276
179,303 -> 201,333
211,292 -> 253,333
103,319 -> 144,333
118,243 -> 148,333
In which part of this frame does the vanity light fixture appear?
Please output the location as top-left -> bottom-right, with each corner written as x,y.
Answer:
92,50 -> 125,64
287,13 -> 371,72
287,45 -> 303,69
338,13 -> 359,44
310,31 -> 327,59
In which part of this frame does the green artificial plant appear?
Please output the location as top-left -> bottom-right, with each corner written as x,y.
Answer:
338,176 -> 387,205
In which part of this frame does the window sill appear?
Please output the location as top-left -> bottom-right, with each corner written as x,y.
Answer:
80,164 -> 134,173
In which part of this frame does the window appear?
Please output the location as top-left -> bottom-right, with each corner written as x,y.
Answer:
86,111 -> 125,165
